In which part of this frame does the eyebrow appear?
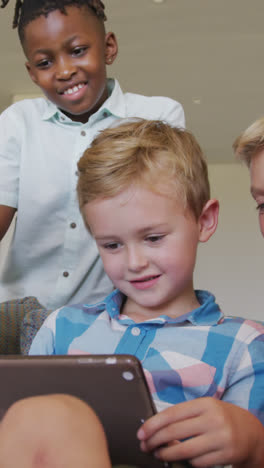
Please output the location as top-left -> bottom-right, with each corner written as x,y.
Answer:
137,223 -> 169,234
250,186 -> 264,197
94,224 -> 169,241
94,236 -> 119,242
32,35 -> 80,56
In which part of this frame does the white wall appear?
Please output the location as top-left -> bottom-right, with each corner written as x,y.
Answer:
194,163 -> 263,322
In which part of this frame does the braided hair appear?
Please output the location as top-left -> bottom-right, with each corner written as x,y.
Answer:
1,0 -> 106,41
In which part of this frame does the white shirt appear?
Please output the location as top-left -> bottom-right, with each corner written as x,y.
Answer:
0,78 -> 185,309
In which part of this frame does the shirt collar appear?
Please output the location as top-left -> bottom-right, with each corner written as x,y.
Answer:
42,99 -> 59,121
101,78 -> 126,118
185,290 -> 223,325
84,289 -> 223,326
41,78 -> 126,123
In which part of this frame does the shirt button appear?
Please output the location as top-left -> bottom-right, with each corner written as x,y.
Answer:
70,222 -> 77,229
131,327 -> 140,336
103,111 -> 108,118
63,271 -> 69,277
61,116 -> 65,121
81,130 -> 86,136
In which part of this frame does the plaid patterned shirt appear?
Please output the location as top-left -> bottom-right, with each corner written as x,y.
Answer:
30,289 -> 264,423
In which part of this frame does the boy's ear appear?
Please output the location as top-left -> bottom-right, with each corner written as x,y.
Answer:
25,62 -> 38,85
198,199 -> 219,243
104,32 -> 118,65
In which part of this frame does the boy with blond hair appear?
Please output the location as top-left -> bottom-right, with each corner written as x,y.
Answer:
234,117 -> 264,238
1,120 -> 264,467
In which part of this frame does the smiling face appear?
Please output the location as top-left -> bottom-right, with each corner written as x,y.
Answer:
84,185 -> 218,320
23,6 -> 118,123
250,149 -> 264,237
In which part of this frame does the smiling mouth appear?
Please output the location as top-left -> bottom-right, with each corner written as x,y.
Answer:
129,274 -> 161,290
60,82 -> 86,95
131,275 -> 161,283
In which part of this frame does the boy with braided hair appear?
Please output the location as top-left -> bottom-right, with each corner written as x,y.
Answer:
1,0 -> 107,32
0,0 -> 185,311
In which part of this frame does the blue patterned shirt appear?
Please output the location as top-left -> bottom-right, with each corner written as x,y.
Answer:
30,289 -> 264,423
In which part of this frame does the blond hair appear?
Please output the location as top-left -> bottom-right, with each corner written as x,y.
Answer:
77,119 -> 210,220
233,117 -> 264,167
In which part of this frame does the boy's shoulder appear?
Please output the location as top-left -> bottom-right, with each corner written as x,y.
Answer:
45,300 -> 105,325
1,97 -> 52,121
108,80 -> 185,127
220,314 -> 264,328
214,314 -> 264,348
123,90 -> 185,125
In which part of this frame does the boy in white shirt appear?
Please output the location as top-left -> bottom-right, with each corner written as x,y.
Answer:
0,0 -> 184,309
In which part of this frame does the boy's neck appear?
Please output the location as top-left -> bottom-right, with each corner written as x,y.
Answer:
121,289 -> 201,323
59,82 -> 110,124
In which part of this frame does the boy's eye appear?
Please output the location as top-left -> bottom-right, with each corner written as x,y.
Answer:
72,47 -> 87,57
36,59 -> 51,69
103,242 -> 121,250
256,203 -> 264,214
146,235 -> 164,243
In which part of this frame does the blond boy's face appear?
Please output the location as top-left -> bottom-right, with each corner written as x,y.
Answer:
84,185 -> 217,320
250,149 -> 264,237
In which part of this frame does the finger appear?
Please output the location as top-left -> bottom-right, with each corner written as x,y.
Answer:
139,410 -> 218,453
138,399 -> 206,441
189,450 -> 230,468
154,433 -> 224,464
157,446 -> 226,468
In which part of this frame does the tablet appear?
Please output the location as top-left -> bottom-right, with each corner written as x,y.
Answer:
0,354 -> 190,467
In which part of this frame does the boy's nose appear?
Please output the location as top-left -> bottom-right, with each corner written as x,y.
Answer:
55,58 -> 77,80
127,246 -> 148,272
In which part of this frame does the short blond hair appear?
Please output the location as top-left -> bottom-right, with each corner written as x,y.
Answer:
77,119 -> 210,220
233,117 -> 264,167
